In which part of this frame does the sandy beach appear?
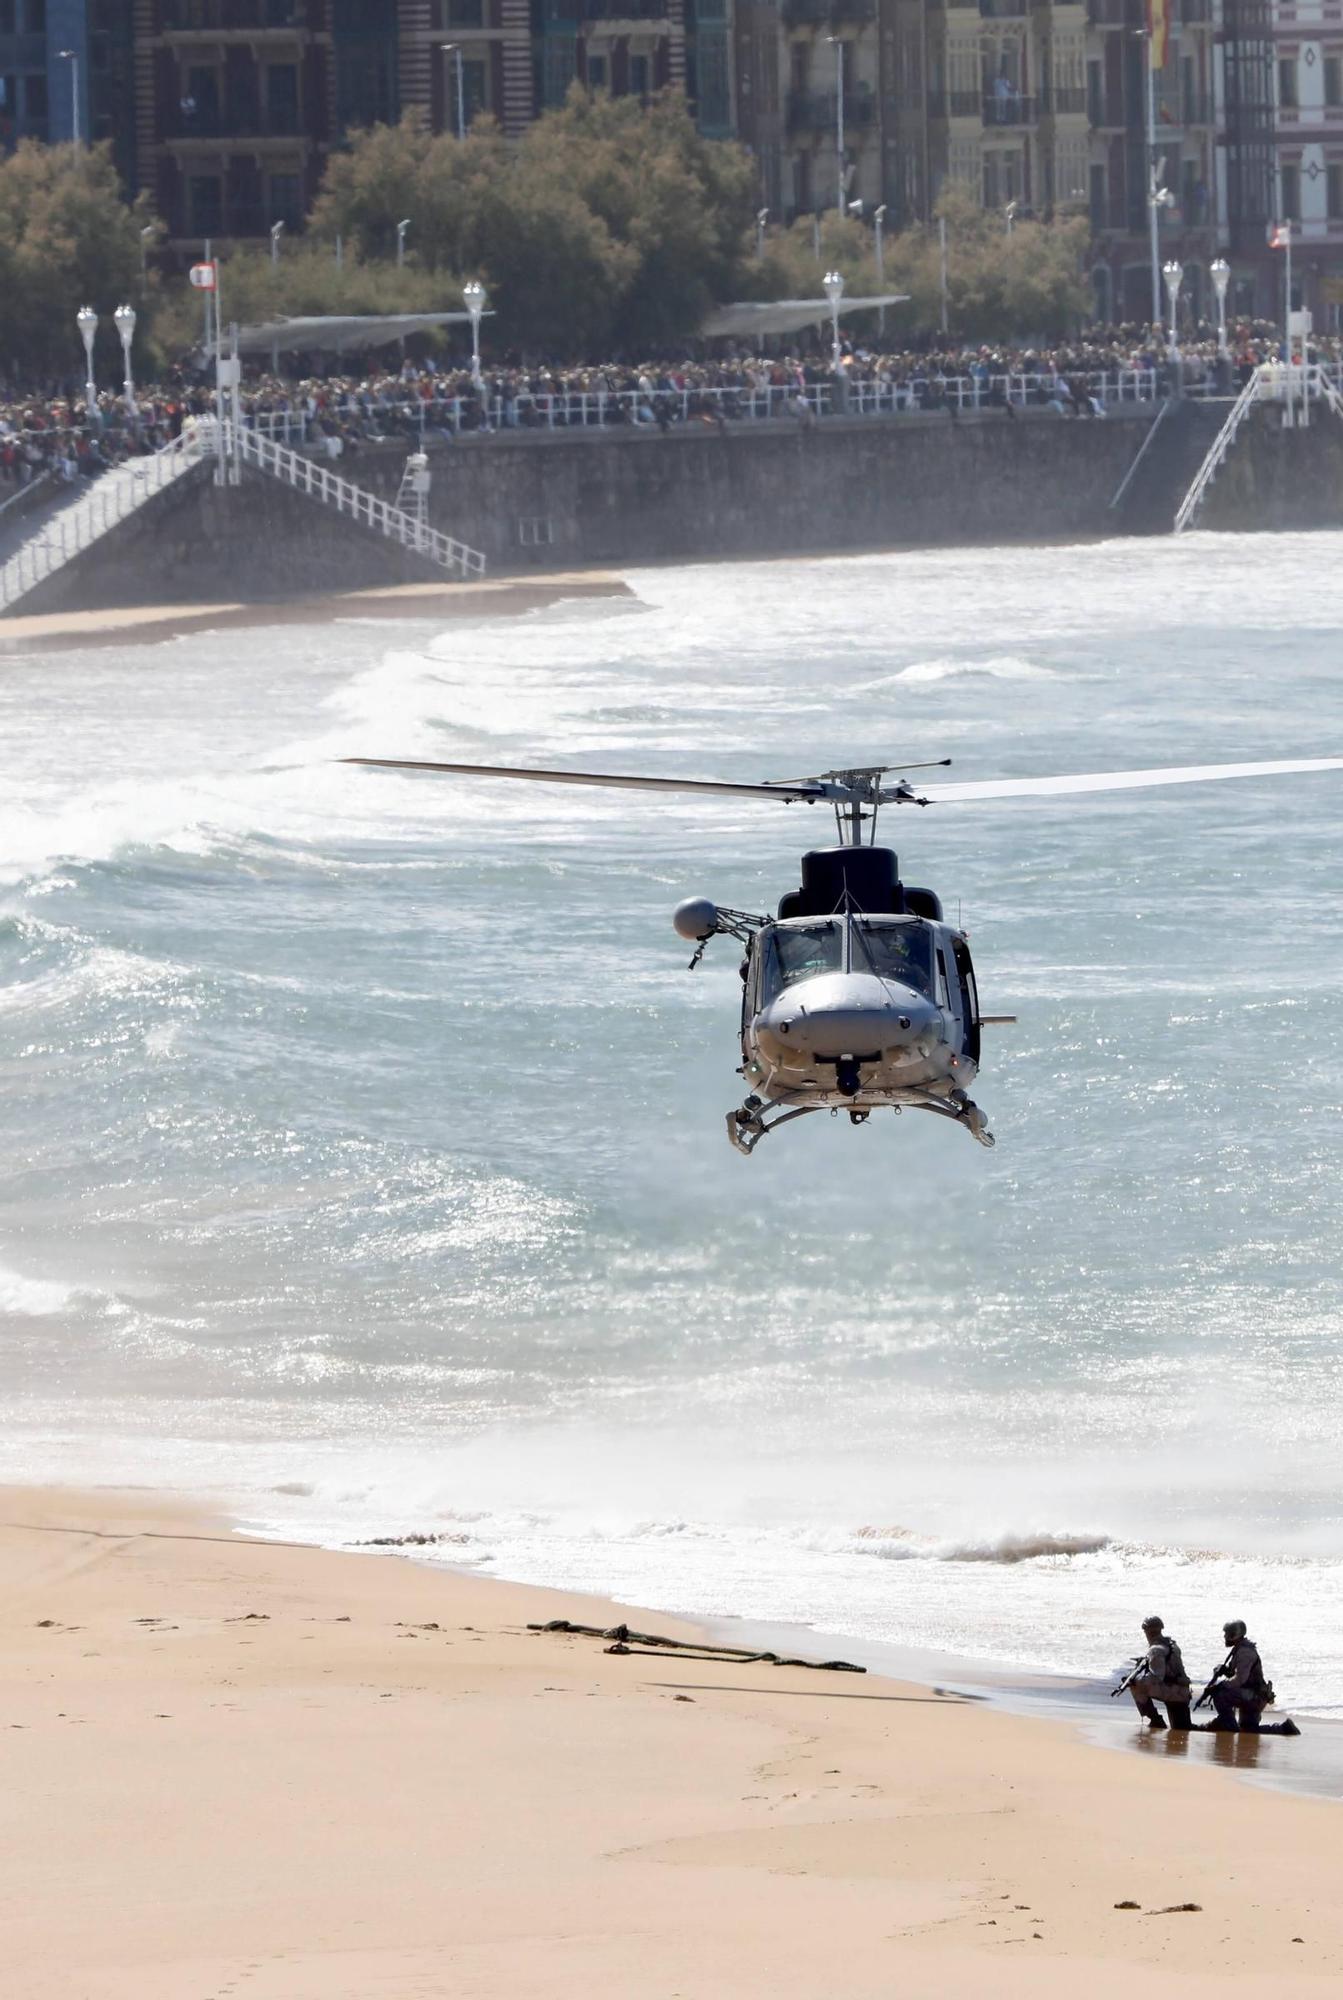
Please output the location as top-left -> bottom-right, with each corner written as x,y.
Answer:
1,1489 -> 1339,2000
0,573 -> 632,654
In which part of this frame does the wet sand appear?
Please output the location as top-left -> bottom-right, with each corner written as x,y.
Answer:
0,573 -> 632,654
3,1487 -> 1341,1999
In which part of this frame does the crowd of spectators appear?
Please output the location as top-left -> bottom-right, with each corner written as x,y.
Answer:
3,320 -> 1338,491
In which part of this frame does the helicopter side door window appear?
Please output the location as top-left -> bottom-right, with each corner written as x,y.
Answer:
854,922 -> 934,996
768,923 -> 842,995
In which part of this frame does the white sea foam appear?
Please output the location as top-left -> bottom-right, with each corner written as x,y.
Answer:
4,537 -> 1343,1710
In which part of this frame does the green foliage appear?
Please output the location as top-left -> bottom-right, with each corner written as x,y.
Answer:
152,242 -> 451,358
0,141 -> 158,381
305,89 -> 754,354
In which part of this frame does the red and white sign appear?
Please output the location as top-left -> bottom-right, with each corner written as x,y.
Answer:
188,261 -> 217,290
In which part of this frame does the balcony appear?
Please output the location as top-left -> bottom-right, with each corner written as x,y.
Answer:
1155,89 -> 1213,127
781,0 -> 875,22
1044,85 -> 1088,115
979,0 -> 1027,16
165,104 -> 306,139
945,88 -> 981,118
786,87 -> 876,134
983,90 -> 1037,125
1086,0 -> 1138,23
161,0 -> 309,27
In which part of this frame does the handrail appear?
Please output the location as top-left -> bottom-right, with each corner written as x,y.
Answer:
0,430 -> 209,612
1108,396 -> 1172,511
1173,367 -> 1265,534
227,423 -> 485,577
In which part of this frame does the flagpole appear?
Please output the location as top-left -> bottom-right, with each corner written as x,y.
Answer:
1285,222 -> 1294,429
1145,28 -> 1160,329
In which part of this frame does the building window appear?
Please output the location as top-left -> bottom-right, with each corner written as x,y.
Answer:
24,71 -> 47,118
1326,55 -> 1343,107
1281,161 -> 1301,218
587,53 -> 607,88
462,57 -> 487,121
188,175 -> 222,236
1278,56 -> 1298,109
24,0 -> 45,32
268,171 -> 302,228
1329,162 -> 1343,217
267,63 -> 299,134
432,0 -> 484,25
0,1 -> 14,33
629,52 -> 649,102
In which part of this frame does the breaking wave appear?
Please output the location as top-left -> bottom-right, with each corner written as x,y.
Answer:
862,656 -> 1056,689
856,1526 -> 1111,1564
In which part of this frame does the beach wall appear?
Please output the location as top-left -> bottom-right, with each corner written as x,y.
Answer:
371,407 -> 1155,572
7,402 -> 1343,618
1198,403 -> 1343,531
7,460 -> 444,618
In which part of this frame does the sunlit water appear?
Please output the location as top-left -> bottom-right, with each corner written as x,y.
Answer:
3,533 -> 1343,1721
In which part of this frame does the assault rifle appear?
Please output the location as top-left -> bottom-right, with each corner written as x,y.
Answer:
1110,1656 -> 1145,1698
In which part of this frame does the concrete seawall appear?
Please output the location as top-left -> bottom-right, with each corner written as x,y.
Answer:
5,401 -> 1343,619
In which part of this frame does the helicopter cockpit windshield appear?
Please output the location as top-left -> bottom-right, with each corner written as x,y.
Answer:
852,920 -> 933,995
766,919 -> 934,998
769,924 -> 842,994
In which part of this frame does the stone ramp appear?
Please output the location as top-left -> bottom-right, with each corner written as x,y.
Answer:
0,433 -> 211,614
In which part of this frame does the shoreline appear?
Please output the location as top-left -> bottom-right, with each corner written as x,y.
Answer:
0,571 -> 634,654
5,1485 -> 1341,1999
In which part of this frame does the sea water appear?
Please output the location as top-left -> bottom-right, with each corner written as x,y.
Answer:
3,532 -> 1343,1717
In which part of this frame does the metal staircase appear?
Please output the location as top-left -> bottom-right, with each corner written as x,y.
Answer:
0,429 -> 211,612
230,426 -> 484,578
1173,367 -> 1265,534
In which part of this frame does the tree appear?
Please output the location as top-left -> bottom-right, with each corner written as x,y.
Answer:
0,141 -> 158,383
152,242 -> 453,360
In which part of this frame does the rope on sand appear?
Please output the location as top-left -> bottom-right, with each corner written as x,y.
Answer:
527,1619 -> 866,1673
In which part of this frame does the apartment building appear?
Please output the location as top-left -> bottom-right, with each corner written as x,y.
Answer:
1218,0 -> 1343,320
737,0 -> 1220,324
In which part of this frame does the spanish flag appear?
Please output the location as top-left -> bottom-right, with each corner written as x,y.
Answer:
1148,0 -> 1169,71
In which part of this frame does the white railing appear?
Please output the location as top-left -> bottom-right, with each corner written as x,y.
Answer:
1173,361 -> 1343,533
1173,367 -> 1266,534
228,423 -> 485,578
0,428 -> 210,612
229,366 -> 1164,446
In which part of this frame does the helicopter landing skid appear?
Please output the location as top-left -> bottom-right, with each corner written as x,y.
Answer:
726,1098 -> 819,1156
727,1090 -> 995,1154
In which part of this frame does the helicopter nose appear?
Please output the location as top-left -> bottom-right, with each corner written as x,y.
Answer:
755,974 -> 940,1064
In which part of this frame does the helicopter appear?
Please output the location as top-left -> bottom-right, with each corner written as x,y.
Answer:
345,751 -> 1343,1156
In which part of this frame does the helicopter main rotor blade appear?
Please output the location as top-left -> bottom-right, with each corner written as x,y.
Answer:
342,757 -> 830,804
921,755 -> 1343,805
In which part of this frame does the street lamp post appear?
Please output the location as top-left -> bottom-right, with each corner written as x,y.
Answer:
756,207 -> 768,258
113,303 -> 138,419
270,219 -> 285,265
397,218 -> 410,268
463,278 -> 487,392
140,224 -> 155,276
874,202 -> 887,338
59,49 -> 80,145
827,35 -> 845,216
1137,27 -> 1161,328
1162,257 -> 1183,358
1210,256 -> 1231,358
76,306 -> 97,420
823,268 -> 845,377
440,43 -> 466,138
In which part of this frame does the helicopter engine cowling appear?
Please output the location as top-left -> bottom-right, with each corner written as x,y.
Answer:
753,973 -> 941,1066
673,896 -> 720,942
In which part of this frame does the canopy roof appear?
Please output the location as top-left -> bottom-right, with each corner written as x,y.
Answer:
699,295 -> 909,338
232,312 -> 482,356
